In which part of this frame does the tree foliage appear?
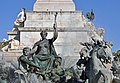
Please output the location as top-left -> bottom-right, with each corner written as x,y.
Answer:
113,50 -> 120,59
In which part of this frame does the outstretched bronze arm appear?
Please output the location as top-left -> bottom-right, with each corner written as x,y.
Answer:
51,12 -> 58,42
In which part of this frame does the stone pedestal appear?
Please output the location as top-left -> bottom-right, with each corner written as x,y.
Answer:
8,10 -> 95,67
34,0 -> 75,11
7,1 -> 96,68
7,11 -> 95,68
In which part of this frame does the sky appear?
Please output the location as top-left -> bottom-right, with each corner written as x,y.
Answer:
0,0 -> 120,52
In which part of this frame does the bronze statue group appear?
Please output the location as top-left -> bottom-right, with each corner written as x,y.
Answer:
17,13 -> 119,83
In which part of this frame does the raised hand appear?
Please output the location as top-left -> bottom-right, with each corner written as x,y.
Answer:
54,12 -> 58,22
53,12 -> 58,29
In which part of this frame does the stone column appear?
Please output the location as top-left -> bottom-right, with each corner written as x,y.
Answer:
34,0 -> 75,11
